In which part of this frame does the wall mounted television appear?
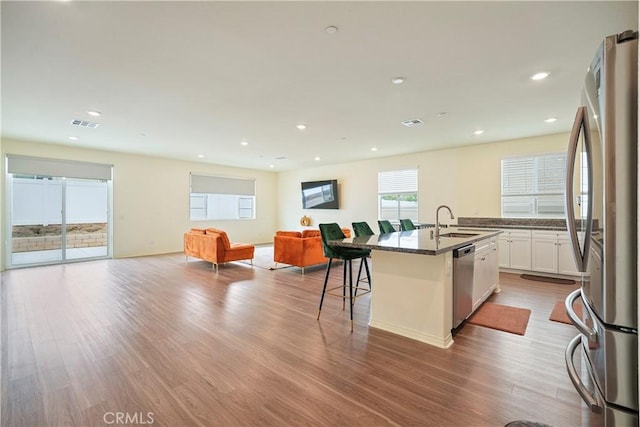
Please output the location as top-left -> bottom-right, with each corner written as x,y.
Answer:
301,179 -> 339,209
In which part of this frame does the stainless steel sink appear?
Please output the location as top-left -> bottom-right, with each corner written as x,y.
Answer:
438,232 -> 479,238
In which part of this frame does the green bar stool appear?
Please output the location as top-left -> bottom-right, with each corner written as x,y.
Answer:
377,220 -> 395,234
351,221 -> 374,297
352,221 -> 375,237
317,223 -> 371,331
399,218 -> 416,231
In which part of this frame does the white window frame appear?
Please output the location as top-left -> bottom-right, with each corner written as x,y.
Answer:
501,152 -> 567,218
189,173 -> 256,221
377,168 -> 418,222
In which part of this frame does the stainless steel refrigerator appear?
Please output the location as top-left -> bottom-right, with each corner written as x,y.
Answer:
564,30 -> 638,425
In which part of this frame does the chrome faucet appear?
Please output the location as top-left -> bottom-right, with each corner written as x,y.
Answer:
435,205 -> 455,239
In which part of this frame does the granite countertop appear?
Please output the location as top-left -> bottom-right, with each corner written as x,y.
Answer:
329,227 -> 503,256
453,223 -> 568,231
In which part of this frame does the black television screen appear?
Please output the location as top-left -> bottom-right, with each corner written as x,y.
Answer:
301,179 -> 339,209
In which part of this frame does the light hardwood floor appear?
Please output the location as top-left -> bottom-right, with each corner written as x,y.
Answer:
2,254 -> 598,426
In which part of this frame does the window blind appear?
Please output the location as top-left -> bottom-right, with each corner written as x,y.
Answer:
378,169 -> 418,194
501,152 -> 567,218
536,154 -> 566,193
501,157 -> 534,195
502,153 -> 566,196
190,174 -> 255,195
7,155 -> 112,181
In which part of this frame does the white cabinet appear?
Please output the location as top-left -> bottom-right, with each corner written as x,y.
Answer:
531,230 -> 581,276
472,237 -> 498,311
557,237 -> 580,275
498,237 -> 510,267
531,231 -> 558,274
498,229 -> 531,270
494,227 -> 581,277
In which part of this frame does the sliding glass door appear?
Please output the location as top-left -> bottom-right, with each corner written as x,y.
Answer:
65,178 -> 109,260
11,175 -> 64,265
6,156 -> 112,268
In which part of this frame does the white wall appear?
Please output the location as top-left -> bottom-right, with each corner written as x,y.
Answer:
1,138 -> 278,268
277,133 -> 570,231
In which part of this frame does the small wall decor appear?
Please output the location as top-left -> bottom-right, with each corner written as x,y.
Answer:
300,215 -> 311,226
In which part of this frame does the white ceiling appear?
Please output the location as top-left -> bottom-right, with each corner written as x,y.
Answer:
2,1 -> 638,171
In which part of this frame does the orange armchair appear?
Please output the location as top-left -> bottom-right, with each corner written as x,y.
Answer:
184,228 -> 255,272
273,228 -> 351,273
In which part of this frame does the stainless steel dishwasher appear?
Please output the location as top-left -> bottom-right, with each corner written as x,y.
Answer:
452,244 -> 475,329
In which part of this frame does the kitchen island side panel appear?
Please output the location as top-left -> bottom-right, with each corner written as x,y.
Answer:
369,250 -> 454,348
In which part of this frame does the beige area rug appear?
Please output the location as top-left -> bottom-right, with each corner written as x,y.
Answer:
468,302 -> 531,336
549,300 -> 583,325
239,245 -> 292,270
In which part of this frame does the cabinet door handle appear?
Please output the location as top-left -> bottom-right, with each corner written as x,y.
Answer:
481,257 -> 486,261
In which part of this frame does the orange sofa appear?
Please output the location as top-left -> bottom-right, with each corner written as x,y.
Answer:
184,228 -> 255,272
273,228 -> 351,273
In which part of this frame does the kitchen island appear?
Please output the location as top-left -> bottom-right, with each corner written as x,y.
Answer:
330,227 -> 502,348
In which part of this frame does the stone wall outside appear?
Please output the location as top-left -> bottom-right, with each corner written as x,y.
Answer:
12,228 -> 108,253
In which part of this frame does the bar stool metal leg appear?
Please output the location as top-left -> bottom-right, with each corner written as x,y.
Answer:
317,258 -> 333,319
342,260 -> 347,309
348,259 -> 354,332
353,256 -> 371,298
362,257 -> 371,289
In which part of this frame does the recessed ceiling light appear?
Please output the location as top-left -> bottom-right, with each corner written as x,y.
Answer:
240,141 -> 249,146
391,77 -> 405,84
296,124 -> 307,130
473,129 -> 485,136
371,147 -> 378,151
197,154 -> 204,158
531,72 -> 550,81
314,156 -> 321,161
87,110 -> 101,117
325,26 -> 338,34
269,164 -> 275,168
544,117 -> 557,123
68,136 -> 79,140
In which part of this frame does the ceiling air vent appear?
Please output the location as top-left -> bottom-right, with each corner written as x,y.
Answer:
401,119 -> 423,127
70,119 -> 100,128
